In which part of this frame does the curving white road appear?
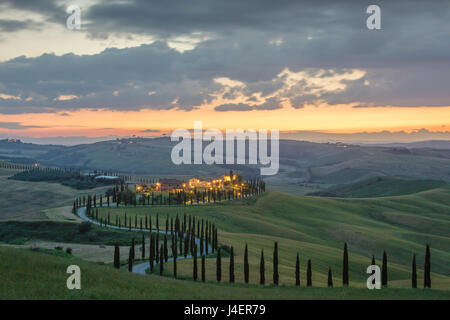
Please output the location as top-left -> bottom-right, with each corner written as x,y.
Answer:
77,206 -> 211,275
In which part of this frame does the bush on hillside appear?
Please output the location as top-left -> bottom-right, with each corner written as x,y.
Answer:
78,222 -> 91,234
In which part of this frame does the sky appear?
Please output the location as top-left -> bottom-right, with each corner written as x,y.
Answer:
0,0 -> 449,144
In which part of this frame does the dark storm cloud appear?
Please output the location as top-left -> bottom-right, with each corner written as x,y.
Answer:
1,0 -> 66,24
0,19 -> 42,32
0,0 -> 450,113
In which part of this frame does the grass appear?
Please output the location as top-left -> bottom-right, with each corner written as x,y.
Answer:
9,168 -> 114,190
308,176 -> 448,198
0,167 -> 109,221
0,221 -> 168,246
95,188 -> 450,289
1,246 -> 448,300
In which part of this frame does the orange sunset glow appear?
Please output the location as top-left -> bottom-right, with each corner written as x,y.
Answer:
1,104 -> 449,138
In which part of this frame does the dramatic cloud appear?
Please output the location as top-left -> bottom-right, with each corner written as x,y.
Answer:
0,0 -> 449,114
0,19 -> 42,32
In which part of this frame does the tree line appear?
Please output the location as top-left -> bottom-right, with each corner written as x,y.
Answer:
116,240 -> 432,289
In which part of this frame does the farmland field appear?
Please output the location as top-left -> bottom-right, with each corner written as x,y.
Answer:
94,187 -> 450,289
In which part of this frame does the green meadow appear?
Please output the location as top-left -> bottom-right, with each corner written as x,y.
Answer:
1,246 -> 448,300
95,187 -> 450,289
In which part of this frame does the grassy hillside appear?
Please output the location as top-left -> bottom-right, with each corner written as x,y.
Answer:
95,188 -> 450,289
1,138 -> 450,193
308,177 -> 448,198
1,246 -> 448,299
0,167 -> 109,220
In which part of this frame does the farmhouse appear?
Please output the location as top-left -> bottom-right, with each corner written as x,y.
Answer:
157,178 -> 184,192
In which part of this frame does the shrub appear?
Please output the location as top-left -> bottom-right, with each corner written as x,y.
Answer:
54,246 -> 63,251
66,247 -> 73,255
78,221 -> 91,234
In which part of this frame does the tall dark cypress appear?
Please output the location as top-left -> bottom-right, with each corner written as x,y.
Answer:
424,244 -> 431,288
295,252 -> 300,286
193,246 -> 198,281
327,267 -> 333,287
381,250 -> 388,287
150,234 -> 154,272
370,254 -> 376,287
343,242 -> 349,286
412,254 -> 417,288
201,255 -> 206,282
306,259 -> 312,287
273,242 -> 279,285
229,246 -> 235,283
244,244 -> 249,284
164,234 -> 168,262
128,247 -> 133,272
142,234 -> 145,259
156,235 -> 159,263
173,250 -> 177,279
114,244 -> 120,269
260,249 -> 265,285
159,244 -> 164,275
216,248 -> 222,282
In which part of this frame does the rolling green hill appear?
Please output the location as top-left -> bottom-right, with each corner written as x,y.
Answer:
1,138 -> 450,193
1,246 -> 448,299
308,177 -> 448,198
94,188 -> 450,289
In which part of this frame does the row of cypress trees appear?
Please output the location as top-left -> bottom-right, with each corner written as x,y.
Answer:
116,238 -> 432,289
158,242 -> 433,288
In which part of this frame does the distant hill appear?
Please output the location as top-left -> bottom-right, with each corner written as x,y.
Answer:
368,140 -> 450,150
1,138 -> 450,187
308,176 -> 448,198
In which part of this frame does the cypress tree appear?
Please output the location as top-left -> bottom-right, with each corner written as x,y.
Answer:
307,259 -> 312,287
216,248 -> 222,282
229,246 -> 235,283
260,249 -> 265,285
412,254 -> 417,288
150,234 -> 154,272
328,267 -> 333,287
193,246 -> 198,281
164,234 -> 168,262
424,244 -> 431,288
273,242 -> 279,285
244,244 -> 249,283
156,235 -> 159,263
381,250 -> 388,287
142,234 -> 145,259
295,252 -> 300,286
131,238 -> 135,261
114,244 -> 120,269
173,250 -> 177,279
159,244 -> 164,275
343,242 -> 349,286
128,247 -> 133,272
201,255 -> 206,282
